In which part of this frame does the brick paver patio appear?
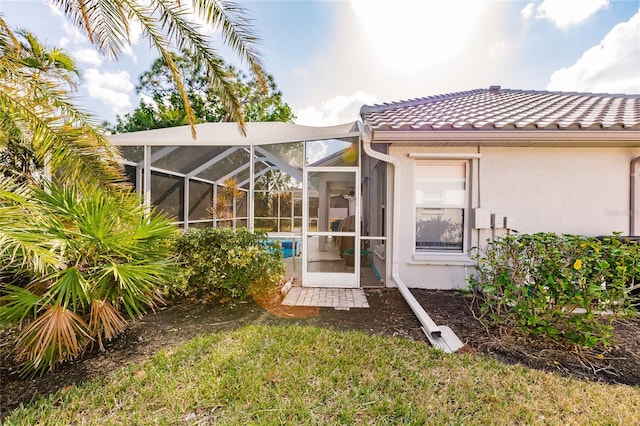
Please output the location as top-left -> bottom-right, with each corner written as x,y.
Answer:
281,287 -> 369,309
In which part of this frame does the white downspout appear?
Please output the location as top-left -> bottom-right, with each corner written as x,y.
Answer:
361,124 -> 463,352
631,156 -> 640,236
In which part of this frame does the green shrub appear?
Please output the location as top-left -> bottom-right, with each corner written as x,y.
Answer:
172,228 -> 285,300
469,233 -> 639,348
0,181 -> 178,375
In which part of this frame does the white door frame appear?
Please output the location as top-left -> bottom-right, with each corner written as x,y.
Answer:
302,166 -> 360,288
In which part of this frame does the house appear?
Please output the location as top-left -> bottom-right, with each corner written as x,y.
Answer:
360,86 -> 640,291
110,86 -> 639,351
110,87 -> 640,293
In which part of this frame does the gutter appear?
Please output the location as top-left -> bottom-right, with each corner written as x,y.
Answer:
632,156 -> 640,236
360,124 -> 464,353
370,130 -> 640,146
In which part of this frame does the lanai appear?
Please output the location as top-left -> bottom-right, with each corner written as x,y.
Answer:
110,121 -> 386,289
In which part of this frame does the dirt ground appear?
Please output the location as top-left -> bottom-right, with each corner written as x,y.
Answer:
1,288 -> 639,417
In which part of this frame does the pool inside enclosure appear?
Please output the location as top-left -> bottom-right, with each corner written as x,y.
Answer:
111,122 -> 387,288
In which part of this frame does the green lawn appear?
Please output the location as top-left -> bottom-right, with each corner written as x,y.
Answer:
4,325 -> 639,425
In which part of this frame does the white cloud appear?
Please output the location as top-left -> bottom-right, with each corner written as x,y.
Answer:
44,1 -> 65,18
547,11 -> 640,93
59,21 -> 88,49
139,93 -> 157,108
521,3 -> 535,20
306,141 -> 329,164
295,91 -> 378,126
82,68 -> 135,115
523,0 -> 609,29
292,67 -> 309,80
71,48 -> 102,67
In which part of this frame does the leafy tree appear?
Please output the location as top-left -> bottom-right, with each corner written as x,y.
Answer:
112,52 -> 294,133
49,0 -> 268,137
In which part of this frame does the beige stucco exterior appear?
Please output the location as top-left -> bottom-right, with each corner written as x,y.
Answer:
479,147 -> 637,235
384,143 -> 640,290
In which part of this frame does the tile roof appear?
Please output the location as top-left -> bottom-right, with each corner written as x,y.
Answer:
360,87 -> 640,131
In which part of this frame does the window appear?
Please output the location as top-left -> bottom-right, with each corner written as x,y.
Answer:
415,162 -> 467,252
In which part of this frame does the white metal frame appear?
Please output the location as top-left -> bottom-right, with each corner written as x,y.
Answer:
302,166 -> 360,288
112,122 -> 367,287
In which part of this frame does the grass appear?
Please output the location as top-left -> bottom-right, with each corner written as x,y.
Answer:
4,324 -> 640,425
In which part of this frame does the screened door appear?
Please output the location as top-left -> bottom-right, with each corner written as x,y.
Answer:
303,167 -> 359,287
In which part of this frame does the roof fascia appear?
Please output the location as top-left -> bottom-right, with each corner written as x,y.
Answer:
370,130 -> 640,146
111,130 -> 362,146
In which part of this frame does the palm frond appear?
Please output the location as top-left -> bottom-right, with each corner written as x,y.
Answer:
154,0 -> 247,132
0,181 -> 64,273
88,298 -> 128,350
16,304 -> 90,374
119,0 -> 198,138
223,176 -> 245,199
0,15 -> 21,51
47,1 -> 267,137
98,262 -> 167,318
49,0 -> 131,58
0,21 -> 125,185
47,267 -> 91,312
191,0 -> 267,90
0,77 -> 124,184
0,284 -> 42,323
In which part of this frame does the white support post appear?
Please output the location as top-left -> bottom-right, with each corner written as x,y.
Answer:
143,145 -> 152,212
212,184 -> 217,228
233,195 -> 237,230
136,166 -> 143,198
183,177 -> 190,230
249,144 -> 255,232
277,192 -> 281,232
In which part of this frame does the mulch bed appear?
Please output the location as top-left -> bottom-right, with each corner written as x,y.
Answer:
1,289 -> 639,418
413,291 -> 640,386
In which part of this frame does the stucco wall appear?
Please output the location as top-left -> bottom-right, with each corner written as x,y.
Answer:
479,147 -> 637,236
389,146 -> 478,290
388,145 -> 640,290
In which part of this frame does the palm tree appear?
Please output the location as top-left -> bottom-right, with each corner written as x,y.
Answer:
51,0 -> 268,137
0,0 -> 269,374
0,21 -> 124,185
207,177 -> 245,227
0,180 -> 178,374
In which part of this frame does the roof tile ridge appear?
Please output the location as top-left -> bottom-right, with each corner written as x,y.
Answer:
517,88 -> 640,99
360,88 -> 486,116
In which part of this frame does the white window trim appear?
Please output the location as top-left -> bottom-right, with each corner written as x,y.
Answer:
412,159 -> 471,261
410,252 -> 474,265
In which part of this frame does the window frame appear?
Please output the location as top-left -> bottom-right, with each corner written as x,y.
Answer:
412,160 -> 470,258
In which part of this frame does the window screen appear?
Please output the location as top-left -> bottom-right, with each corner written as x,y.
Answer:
415,162 -> 466,252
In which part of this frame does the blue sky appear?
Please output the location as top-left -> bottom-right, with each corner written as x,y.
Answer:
1,0 -> 638,126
